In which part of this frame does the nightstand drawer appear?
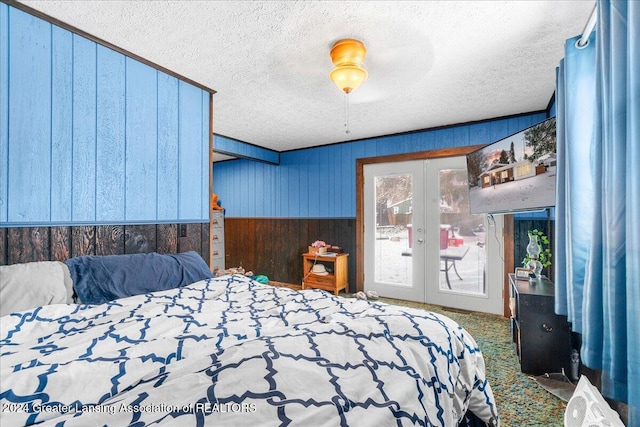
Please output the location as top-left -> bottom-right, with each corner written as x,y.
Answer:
304,274 -> 335,287
211,211 -> 224,223
211,259 -> 225,273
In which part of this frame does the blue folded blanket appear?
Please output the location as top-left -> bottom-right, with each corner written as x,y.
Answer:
65,251 -> 213,304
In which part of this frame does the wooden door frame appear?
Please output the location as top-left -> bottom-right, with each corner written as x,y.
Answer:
355,145 -> 514,317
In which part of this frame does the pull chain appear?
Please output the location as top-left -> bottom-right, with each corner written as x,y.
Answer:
344,92 -> 351,134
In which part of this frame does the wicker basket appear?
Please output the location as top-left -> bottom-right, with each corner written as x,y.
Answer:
308,246 -> 328,255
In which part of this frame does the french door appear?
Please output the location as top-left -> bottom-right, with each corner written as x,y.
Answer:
364,161 -> 426,301
363,157 -> 503,314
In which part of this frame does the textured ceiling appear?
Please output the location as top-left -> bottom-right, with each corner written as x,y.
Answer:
19,0 -> 595,153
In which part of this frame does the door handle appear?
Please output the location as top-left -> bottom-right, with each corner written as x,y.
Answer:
417,238 -> 424,244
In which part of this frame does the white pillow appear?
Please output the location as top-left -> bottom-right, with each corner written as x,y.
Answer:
0,261 -> 74,317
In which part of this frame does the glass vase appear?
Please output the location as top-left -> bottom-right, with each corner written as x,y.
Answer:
526,234 -> 543,278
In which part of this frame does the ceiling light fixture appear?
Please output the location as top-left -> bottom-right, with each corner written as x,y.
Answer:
329,38 -> 368,94
329,38 -> 368,134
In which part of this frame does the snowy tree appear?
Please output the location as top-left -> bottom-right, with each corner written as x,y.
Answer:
466,149 -> 485,187
499,149 -> 509,164
525,118 -> 556,162
376,174 -> 412,205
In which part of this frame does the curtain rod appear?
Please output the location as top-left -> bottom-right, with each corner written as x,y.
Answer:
577,5 -> 597,48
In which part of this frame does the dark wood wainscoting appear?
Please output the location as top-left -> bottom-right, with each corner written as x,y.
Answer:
0,223 -> 210,265
225,218 -> 356,292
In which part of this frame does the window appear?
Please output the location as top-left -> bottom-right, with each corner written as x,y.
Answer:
517,163 -> 532,177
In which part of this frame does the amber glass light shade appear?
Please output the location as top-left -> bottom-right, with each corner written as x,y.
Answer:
329,38 -> 368,93
329,66 -> 368,94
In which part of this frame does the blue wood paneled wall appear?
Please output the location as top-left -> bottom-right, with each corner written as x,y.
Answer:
0,5 -> 210,226
214,113 -> 548,218
215,135 -> 279,164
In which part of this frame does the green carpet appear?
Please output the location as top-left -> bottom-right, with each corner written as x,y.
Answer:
378,297 -> 566,427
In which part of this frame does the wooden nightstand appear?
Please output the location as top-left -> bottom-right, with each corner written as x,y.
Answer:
302,253 -> 348,296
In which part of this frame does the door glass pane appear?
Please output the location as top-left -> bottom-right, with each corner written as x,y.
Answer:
374,173 -> 412,286
438,169 -> 486,294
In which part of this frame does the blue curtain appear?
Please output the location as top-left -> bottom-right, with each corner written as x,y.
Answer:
555,1 -> 639,423
555,33 -> 597,334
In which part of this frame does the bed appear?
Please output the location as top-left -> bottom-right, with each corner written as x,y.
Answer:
0,253 -> 499,426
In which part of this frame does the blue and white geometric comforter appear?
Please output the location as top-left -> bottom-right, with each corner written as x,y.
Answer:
1,275 -> 499,426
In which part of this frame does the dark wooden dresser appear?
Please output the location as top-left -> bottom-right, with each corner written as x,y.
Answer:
509,273 -> 572,376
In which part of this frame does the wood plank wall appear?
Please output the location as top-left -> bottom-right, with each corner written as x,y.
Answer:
0,223 -> 209,265
225,218 -> 356,292
513,217 -> 554,281
1,4 -> 211,225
